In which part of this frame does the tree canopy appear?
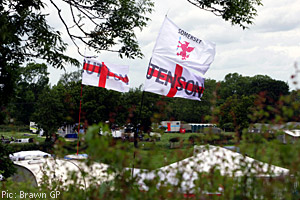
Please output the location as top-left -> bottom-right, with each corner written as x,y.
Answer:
7,63 -> 49,125
48,0 -> 154,58
0,0 -> 265,119
15,70 -> 289,138
0,0 -> 154,110
187,0 -> 263,29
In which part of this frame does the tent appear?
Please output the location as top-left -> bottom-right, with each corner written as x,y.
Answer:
278,129 -> 300,144
10,150 -> 51,161
132,145 -> 289,193
11,151 -> 114,188
284,130 -> 300,137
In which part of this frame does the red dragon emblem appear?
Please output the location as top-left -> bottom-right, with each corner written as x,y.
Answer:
177,41 -> 195,60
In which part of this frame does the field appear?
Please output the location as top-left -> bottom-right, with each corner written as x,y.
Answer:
2,129 -> 299,199
0,131 -> 46,143
131,132 -> 296,170
1,130 -> 295,170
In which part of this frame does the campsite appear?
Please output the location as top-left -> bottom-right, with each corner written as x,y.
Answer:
1,0 -> 300,199
2,123 -> 300,199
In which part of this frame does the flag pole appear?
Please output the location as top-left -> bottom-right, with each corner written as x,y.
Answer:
132,59 -> 150,177
134,90 -> 145,148
134,57 -> 151,148
76,82 -> 83,155
76,47 -> 88,156
132,89 -> 145,178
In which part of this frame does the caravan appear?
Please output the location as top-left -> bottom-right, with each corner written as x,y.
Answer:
161,121 -> 192,133
29,122 -> 38,134
29,122 -> 44,136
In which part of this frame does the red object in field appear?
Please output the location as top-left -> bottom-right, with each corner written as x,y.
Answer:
167,123 -> 171,132
180,128 -> 186,133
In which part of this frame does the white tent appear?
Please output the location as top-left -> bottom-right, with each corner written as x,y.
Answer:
284,129 -> 300,137
10,150 -> 51,161
132,145 -> 289,192
11,151 -> 114,188
280,129 -> 300,143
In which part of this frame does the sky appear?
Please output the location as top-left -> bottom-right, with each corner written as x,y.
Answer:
46,0 -> 300,91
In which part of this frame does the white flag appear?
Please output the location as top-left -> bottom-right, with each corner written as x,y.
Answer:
152,16 -> 216,75
82,58 -> 129,93
144,56 -> 205,101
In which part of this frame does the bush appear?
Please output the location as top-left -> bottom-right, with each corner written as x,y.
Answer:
8,141 -> 54,154
0,143 -> 16,179
0,125 -> 29,132
188,134 -> 200,145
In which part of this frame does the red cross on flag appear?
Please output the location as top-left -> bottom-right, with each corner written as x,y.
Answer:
82,58 -> 130,93
152,16 -> 216,75
144,56 -> 205,101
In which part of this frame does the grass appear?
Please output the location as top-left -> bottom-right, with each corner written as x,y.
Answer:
136,133 -> 195,169
238,140 -> 300,169
1,130 -> 294,170
0,131 -> 46,143
134,132 -> 295,170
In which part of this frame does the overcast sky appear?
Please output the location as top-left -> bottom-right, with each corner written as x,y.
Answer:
47,0 -> 300,90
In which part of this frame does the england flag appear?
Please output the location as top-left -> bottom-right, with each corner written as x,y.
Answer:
144,56 -> 205,101
82,58 -> 129,93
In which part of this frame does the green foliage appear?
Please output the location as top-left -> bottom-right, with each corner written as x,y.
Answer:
15,71 -> 290,143
2,85 -> 300,199
3,2 -> 300,197
0,0 -> 79,109
218,73 -> 289,105
32,86 -> 65,138
0,0 -> 154,116
85,123 -> 134,171
3,128 -> 300,199
7,63 -> 50,125
187,0 -> 263,29
82,0 -> 154,59
0,143 -> 16,179
218,73 -> 251,102
0,125 -> 28,132
218,94 -> 255,135
215,73 -> 290,135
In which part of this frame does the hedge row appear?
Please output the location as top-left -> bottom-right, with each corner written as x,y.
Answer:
0,125 -> 29,132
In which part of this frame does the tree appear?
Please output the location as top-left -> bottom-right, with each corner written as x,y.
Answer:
45,71 -> 126,129
8,63 -> 49,125
249,75 -> 289,104
33,85 -> 65,139
122,87 -> 161,131
0,1 -> 79,109
49,0 -> 154,58
218,94 -> 255,138
218,73 -> 251,105
82,86 -> 124,125
187,0 -> 263,29
0,143 -> 16,179
152,79 -> 216,123
0,0 -> 154,113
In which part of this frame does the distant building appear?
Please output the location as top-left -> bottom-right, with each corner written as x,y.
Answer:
160,121 -> 218,133
247,122 -> 300,144
189,123 -> 217,133
248,123 -> 283,134
161,121 -> 192,133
